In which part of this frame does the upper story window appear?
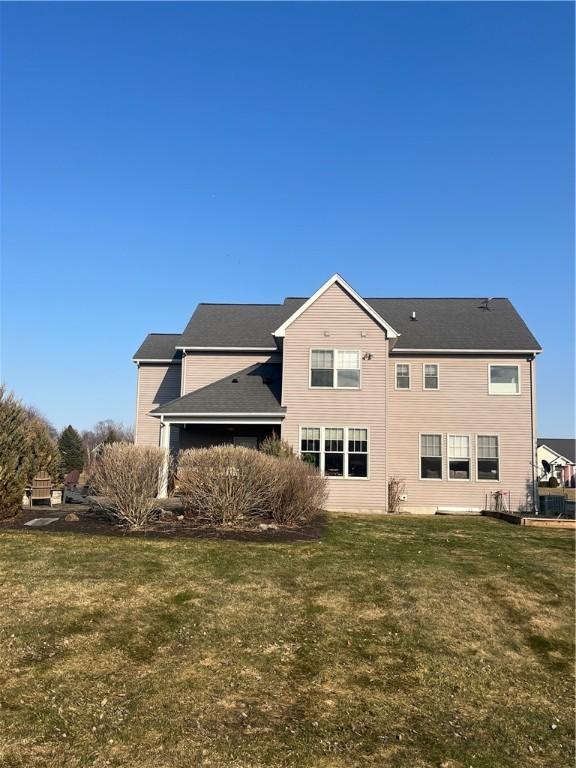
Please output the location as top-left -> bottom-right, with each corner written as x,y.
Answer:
423,363 -> 439,390
489,364 -> 520,395
310,349 -> 360,389
396,363 -> 411,390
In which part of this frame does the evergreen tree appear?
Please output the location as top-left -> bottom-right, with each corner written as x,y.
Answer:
0,386 -> 31,520
58,425 -> 85,474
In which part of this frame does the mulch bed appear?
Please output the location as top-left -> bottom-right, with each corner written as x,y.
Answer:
1,501 -> 326,543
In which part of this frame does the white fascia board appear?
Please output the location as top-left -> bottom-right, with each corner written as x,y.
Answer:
152,411 -> 285,418
175,346 -> 278,351
391,348 -> 542,354
272,273 -> 399,339
132,358 -> 181,363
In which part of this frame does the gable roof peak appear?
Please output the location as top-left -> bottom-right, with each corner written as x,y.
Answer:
273,273 -> 399,339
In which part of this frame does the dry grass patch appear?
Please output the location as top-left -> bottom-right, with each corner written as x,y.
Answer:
0,515 -> 573,768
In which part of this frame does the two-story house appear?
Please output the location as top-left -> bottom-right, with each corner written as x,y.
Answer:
133,274 -> 541,513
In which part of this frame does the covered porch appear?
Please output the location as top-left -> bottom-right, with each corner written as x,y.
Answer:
158,416 -> 283,497
150,361 -> 287,498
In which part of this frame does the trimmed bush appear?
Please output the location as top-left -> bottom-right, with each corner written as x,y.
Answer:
178,445 -> 326,528
90,442 -> 166,529
0,386 -> 31,520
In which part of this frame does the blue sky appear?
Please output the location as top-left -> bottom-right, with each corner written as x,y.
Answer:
1,2 -> 574,435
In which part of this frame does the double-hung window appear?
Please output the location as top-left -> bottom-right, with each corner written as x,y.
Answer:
299,427 -> 368,478
324,428 -> 345,476
310,350 -> 360,389
300,427 -> 321,468
396,363 -> 411,389
448,435 -> 470,480
423,363 -> 439,390
477,435 -> 500,480
420,434 -> 442,479
348,428 -> 368,477
489,365 -> 520,395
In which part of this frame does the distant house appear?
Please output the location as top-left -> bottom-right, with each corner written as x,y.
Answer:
132,273 -> 542,512
537,439 -> 576,486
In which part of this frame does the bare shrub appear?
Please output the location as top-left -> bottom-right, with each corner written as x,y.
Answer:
178,446 -> 327,528
178,445 -> 277,526
90,442 -> 166,529
387,476 -> 406,514
268,457 -> 327,526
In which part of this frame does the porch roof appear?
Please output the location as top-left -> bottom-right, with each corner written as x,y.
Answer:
150,363 -> 285,417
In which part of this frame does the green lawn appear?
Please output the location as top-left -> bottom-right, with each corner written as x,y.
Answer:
0,515 -> 573,768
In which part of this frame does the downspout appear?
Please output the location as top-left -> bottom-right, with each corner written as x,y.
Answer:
529,355 -> 538,513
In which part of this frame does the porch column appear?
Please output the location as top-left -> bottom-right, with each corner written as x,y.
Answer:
158,420 -> 171,499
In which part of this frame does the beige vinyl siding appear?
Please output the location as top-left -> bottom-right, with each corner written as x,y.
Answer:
135,363 -> 182,447
281,282 -> 389,512
182,351 -> 281,395
387,356 -> 535,511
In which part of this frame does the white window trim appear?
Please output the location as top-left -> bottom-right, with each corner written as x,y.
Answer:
309,349 -> 362,390
395,362 -> 411,391
447,433 -> 471,482
422,362 -> 440,391
476,433 -> 501,482
419,432 -> 443,481
299,425 -> 370,480
488,364 -> 521,396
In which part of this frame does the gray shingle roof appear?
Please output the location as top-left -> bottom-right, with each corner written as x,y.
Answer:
537,439 -> 576,464
368,298 -> 541,351
133,334 -> 182,361
175,297 -> 540,352
177,299 -> 305,349
151,363 -> 284,415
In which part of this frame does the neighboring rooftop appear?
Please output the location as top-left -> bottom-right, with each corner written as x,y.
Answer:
537,438 -> 576,464
151,363 -> 284,415
133,334 -> 183,361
